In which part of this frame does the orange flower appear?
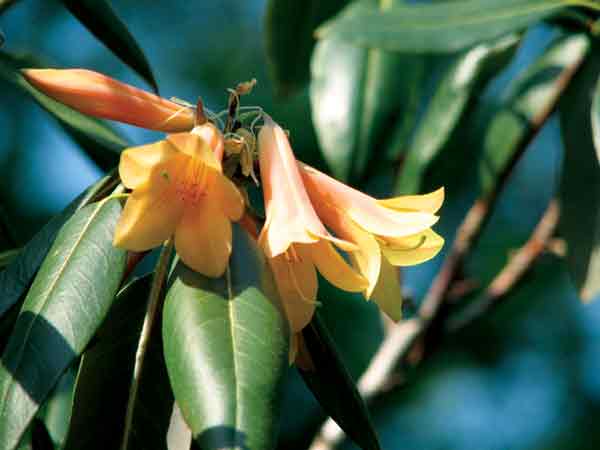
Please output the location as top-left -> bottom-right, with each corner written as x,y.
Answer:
258,116 -> 367,332
22,69 -> 195,132
299,163 -> 444,321
114,123 -> 243,277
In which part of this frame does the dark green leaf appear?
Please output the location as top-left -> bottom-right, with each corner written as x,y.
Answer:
60,0 -> 158,92
300,312 -> 380,450
264,0 -> 348,95
479,33 -> 590,194
0,51 -> 128,170
310,0 -> 425,181
163,225 -> 288,450
0,172 -> 118,320
0,248 -> 20,269
38,366 -> 76,448
65,275 -> 173,450
316,0 -> 598,53
559,42 -> 600,301
0,199 -> 127,450
396,35 -> 520,194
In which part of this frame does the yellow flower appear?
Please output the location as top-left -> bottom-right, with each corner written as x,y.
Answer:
22,69 -> 195,132
114,123 -> 244,277
299,163 -> 444,321
258,116 -> 367,332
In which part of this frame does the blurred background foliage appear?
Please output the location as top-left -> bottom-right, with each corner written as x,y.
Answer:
1,0 -> 600,449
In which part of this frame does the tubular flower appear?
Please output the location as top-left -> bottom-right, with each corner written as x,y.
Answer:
114,123 -> 244,277
299,162 -> 444,321
258,116 -> 368,333
22,69 -> 195,132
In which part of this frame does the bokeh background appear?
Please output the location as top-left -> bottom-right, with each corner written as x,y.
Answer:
1,1 -> 600,449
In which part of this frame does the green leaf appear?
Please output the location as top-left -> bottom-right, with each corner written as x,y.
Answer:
316,0 -> 600,53
300,312 -> 380,450
38,365 -> 77,448
396,35 -> 520,194
65,275 -> 173,450
0,199 -> 127,450
163,225 -> 288,450
310,0 -> 425,182
264,0 -> 349,95
0,51 -> 128,170
60,0 -> 158,92
0,171 -> 118,321
479,33 -> 590,194
559,43 -> 600,301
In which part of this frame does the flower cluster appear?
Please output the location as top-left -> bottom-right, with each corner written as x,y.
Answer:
24,69 -> 444,339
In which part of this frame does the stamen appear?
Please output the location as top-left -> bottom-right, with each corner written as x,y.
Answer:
175,157 -> 213,204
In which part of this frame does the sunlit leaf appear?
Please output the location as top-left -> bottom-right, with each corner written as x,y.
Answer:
264,0 -> 348,95
60,0 -> 159,92
37,366 -> 76,448
163,225 -> 288,450
316,0 -> 600,53
0,172 -> 118,321
310,0 -> 425,181
0,51 -> 128,170
0,199 -> 126,450
396,35 -> 520,194
300,311 -> 381,450
559,42 -> 600,302
65,275 -> 173,450
479,33 -> 590,194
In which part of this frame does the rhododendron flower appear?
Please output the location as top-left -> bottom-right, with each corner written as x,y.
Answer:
114,123 -> 243,277
299,163 -> 444,321
258,116 -> 368,332
23,69 -> 195,132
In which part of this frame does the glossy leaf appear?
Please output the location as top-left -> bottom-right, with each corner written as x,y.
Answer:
264,0 -> 348,95
300,311 -> 381,450
310,0 -> 425,181
60,0 -> 158,92
0,199 -> 127,450
65,275 -> 173,450
163,226 -> 288,450
559,42 -> 600,301
396,35 -> 520,194
316,0 -> 599,53
0,172 -> 118,320
0,51 -> 128,170
479,34 -> 590,194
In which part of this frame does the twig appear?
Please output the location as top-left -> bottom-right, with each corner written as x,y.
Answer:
447,200 -> 560,331
121,239 -> 173,450
308,38 -> 585,450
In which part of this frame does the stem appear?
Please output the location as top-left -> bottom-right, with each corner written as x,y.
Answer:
121,238 -> 174,450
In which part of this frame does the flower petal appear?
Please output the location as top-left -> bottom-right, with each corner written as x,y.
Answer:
119,139 -> 179,189
307,240 -> 368,293
174,195 -> 233,277
299,162 -> 438,238
381,228 -> 444,266
371,258 -> 403,322
167,132 -> 221,172
268,246 -> 318,333
377,187 -> 445,214
212,174 -> 244,221
113,175 -> 183,251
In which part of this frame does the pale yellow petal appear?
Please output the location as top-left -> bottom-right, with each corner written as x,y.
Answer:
119,140 -> 179,189
381,228 -> 444,266
268,248 -> 318,333
113,177 -> 183,251
212,174 -> 244,221
377,187 -> 445,214
308,240 -> 367,293
371,258 -> 403,322
174,196 -> 232,277
167,132 -> 221,172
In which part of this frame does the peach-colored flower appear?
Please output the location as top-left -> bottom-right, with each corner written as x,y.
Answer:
22,69 -> 195,132
114,123 -> 243,277
299,162 -> 444,321
258,116 -> 367,332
